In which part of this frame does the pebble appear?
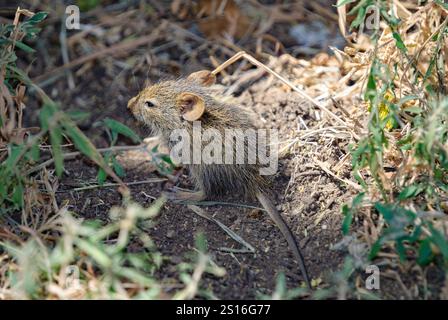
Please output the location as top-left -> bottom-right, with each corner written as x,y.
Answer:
166,230 -> 175,239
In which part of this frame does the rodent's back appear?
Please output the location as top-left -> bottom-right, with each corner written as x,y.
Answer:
129,78 -> 269,198
171,82 -> 268,198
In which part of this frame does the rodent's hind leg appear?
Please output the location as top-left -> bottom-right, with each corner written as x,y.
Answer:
163,187 -> 206,203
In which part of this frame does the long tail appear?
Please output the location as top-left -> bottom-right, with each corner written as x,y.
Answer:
256,191 -> 311,289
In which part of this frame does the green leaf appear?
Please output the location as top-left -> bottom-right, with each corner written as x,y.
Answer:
30,143 -> 40,162
28,12 -> 48,23
274,272 -> 287,297
39,103 -> 57,130
336,0 -> 357,6
67,110 -> 91,122
195,232 -> 208,252
0,180 -> 6,203
352,192 -> 365,207
14,40 -> 35,53
97,167 -> 107,185
392,32 -> 407,53
77,0 -> 101,12
76,239 -> 111,268
369,240 -> 383,260
116,268 -> 155,287
160,154 -> 174,166
103,118 -> 141,143
342,193 -> 364,235
63,118 -> 115,183
403,106 -> 423,114
380,9 -> 400,27
12,183 -> 24,207
97,152 -> 110,184
429,224 -> 448,261
365,72 -> 377,102
23,27 -> 41,38
351,5 -> 367,29
5,144 -> 25,170
375,202 -> 416,224
112,156 -> 125,177
341,204 -> 352,235
374,202 -> 394,221
63,119 -> 105,165
398,184 -> 423,200
417,239 -> 433,266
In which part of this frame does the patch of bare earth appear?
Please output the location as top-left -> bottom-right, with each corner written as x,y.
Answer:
55,53 -> 361,298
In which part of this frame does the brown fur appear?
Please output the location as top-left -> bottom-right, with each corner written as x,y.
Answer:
128,78 -> 267,198
128,77 -> 311,288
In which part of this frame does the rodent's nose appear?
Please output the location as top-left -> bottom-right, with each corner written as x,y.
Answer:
127,96 -> 137,111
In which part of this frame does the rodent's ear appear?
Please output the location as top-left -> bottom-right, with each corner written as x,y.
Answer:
187,70 -> 216,87
177,92 -> 205,121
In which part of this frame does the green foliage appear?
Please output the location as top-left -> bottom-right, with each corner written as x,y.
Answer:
77,0 -> 100,12
350,97 -> 448,267
342,192 -> 365,235
173,233 -> 226,300
368,203 -> 448,266
311,256 -> 380,300
343,1 -> 448,271
258,273 -> 308,300
97,118 -> 142,184
0,11 -> 47,87
0,12 -> 124,212
0,12 -> 48,212
103,118 -> 142,145
2,199 -> 166,299
151,144 -> 176,175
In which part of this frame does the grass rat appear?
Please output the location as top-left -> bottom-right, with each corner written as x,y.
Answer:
127,70 -> 311,289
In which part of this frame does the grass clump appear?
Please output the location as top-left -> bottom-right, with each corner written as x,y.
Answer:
334,0 -> 448,297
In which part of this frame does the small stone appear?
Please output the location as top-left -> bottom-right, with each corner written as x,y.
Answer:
166,230 -> 175,239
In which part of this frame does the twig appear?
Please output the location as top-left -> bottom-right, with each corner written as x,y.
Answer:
217,247 -> 254,254
26,144 -> 146,175
33,21 -> 168,84
313,158 -> 363,191
188,205 -> 255,253
61,178 -> 167,192
211,51 -> 360,140
185,200 -> 264,211
383,271 -> 413,299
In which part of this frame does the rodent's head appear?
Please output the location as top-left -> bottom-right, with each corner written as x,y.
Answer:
127,71 -> 216,136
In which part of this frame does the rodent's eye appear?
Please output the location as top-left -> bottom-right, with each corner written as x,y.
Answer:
144,100 -> 156,108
